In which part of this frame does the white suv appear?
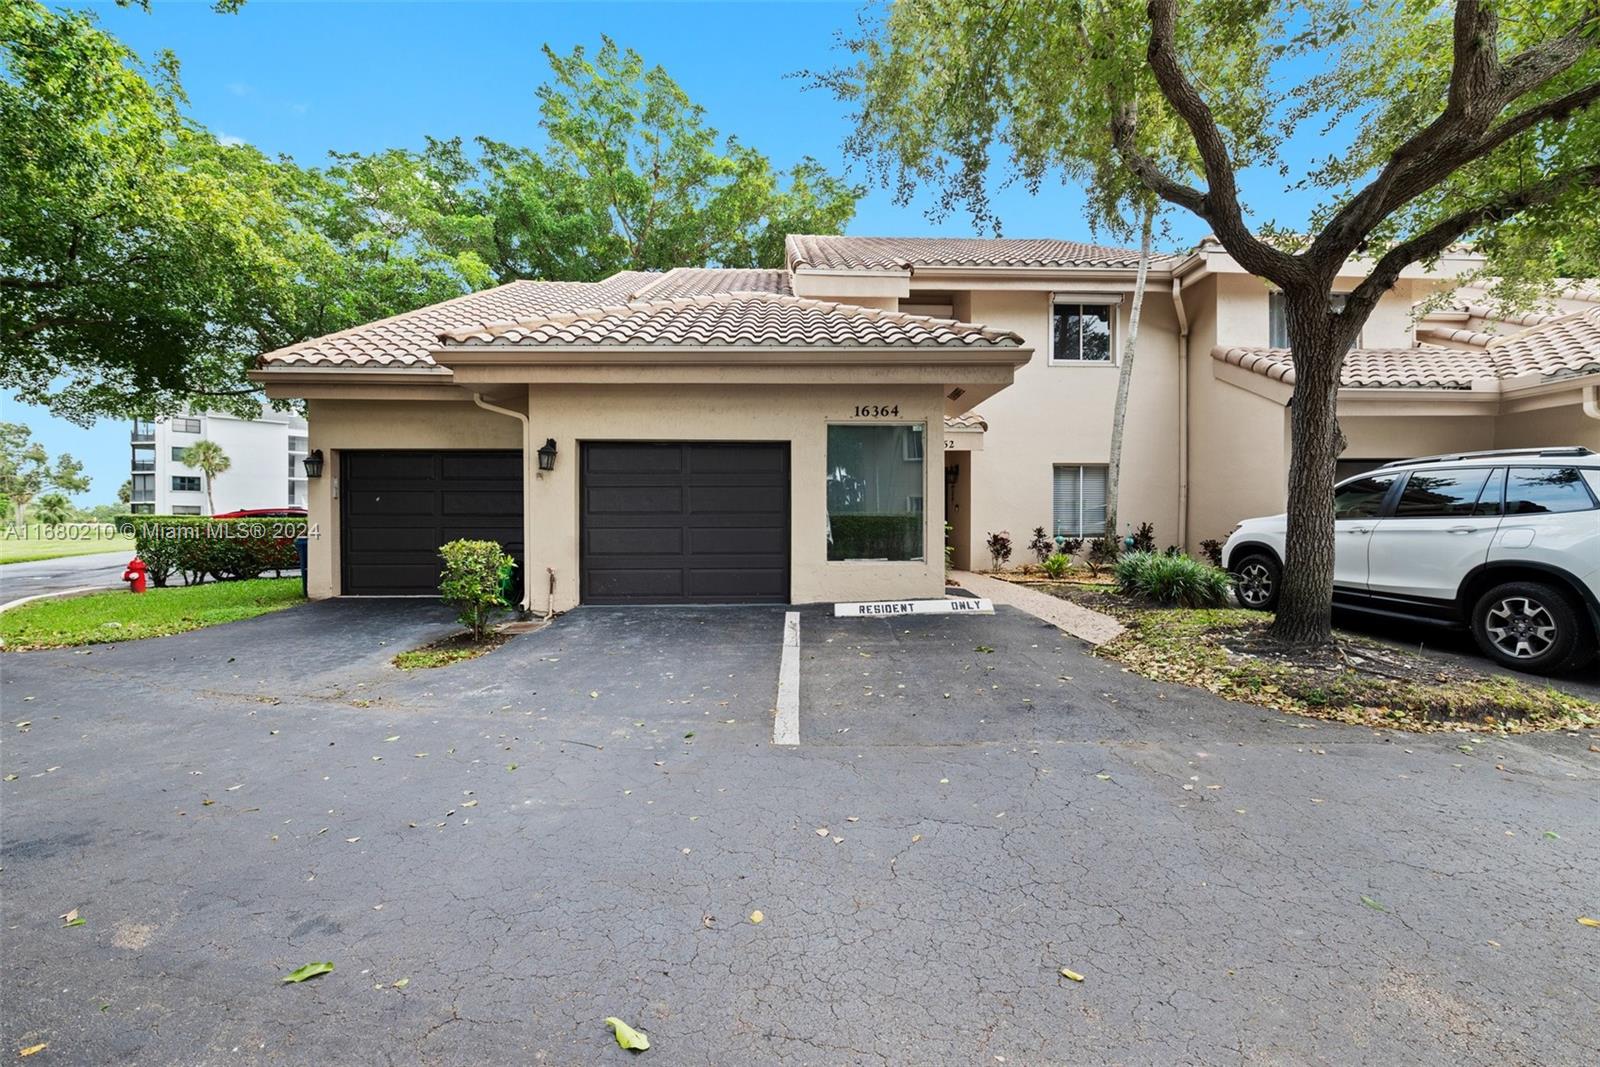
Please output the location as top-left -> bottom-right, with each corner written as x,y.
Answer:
1222,447 -> 1600,674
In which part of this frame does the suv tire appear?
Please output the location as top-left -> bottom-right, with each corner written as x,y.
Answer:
1470,581 -> 1583,674
1231,551 -> 1281,611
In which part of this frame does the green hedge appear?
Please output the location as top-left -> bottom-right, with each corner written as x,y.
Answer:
120,515 -> 307,587
827,514 -> 922,561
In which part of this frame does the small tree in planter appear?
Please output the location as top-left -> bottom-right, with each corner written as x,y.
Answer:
985,530 -> 1013,571
438,539 -> 515,641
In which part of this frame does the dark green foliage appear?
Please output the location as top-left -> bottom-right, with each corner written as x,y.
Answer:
125,515 -> 305,587
1113,551 -> 1231,608
828,514 -> 921,561
1057,536 -> 1085,558
1199,539 -> 1224,567
1131,522 -> 1156,553
438,539 -> 515,640
1027,526 -> 1054,563
985,530 -> 1013,569
1086,535 -> 1121,575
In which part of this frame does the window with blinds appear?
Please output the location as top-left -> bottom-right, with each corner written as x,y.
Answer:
1053,465 -> 1108,537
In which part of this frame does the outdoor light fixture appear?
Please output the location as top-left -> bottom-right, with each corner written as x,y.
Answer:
302,449 -> 325,478
945,465 -> 960,487
537,438 -> 558,472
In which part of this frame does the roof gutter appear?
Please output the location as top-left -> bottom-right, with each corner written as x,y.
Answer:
471,392 -> 533,614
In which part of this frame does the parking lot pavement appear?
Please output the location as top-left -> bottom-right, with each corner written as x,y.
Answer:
3,600 -> 1598,1065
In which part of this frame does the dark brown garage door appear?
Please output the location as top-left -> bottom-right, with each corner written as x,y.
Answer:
341,450 -> 522,596
580,442 -> 789,604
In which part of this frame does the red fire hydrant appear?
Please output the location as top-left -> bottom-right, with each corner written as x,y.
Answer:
122,558 -> 148,594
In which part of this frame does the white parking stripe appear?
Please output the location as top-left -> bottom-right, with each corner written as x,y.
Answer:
773,611 -> 800,746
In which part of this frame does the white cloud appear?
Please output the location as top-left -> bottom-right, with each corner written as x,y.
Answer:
225,81 -> 253,97
217,133 -> 248,147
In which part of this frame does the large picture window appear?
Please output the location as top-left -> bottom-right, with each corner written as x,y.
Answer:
1053,465 -> 1108,537
827,424 -> 925,561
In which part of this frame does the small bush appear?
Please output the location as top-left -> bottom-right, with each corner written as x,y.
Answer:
1131,522 -> 1157,553
828,514 -> 921,561
1057,536 -> 1084,559
1113,551 -> 1232,608
1041,552 -> 1072,579
124,515 -> 305,587
1027,526 -> 1054,563
1199,539 -> 1224,567
986,530 -> 1013,570
439,539 -> 515,641
1086,535 -> 1120,575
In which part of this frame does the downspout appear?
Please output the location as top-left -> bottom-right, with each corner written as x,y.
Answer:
472,392 -> 533,614
1170,277 -> 1191,549
1584,384 -> 1600,421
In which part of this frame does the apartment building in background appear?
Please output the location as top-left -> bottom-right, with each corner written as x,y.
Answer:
129,403 -> 309,515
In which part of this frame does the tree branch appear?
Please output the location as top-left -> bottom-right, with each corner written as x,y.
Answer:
1342,161 -> 1600,323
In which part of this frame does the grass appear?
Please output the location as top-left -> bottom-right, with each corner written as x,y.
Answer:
0,578 -> 304,650
0,524 -> 134,564
1041,584 -> 1599,733
392,631 -> 508,670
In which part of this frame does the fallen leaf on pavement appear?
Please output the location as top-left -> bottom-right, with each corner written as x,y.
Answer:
60,909 -> 84,928
392,978 -> 409,989
748,910 -> 764,924
282,962 -> 334,983
19,1043 -> 47,1057
815,827 -> 828,836
604,1016 -> 650,1051
1578,916 -> 1600,928
1060,967 -> 1085,982
1360,895 -> 1388,912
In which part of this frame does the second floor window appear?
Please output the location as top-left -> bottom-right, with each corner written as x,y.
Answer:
1269,291 -> 1357,348
1051,302 -> 1113,363
172,476 -> 202,492
171,417 -> 201,434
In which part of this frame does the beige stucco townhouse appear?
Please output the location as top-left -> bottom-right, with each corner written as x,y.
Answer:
252,235 -> 1600,610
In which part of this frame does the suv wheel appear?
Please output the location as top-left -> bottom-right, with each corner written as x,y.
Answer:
1470,582 -> 1581,674
1232,552 -> 1280,611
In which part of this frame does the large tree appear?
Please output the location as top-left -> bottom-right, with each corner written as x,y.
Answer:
2,10 -> 861,423
0,422 -> 89,530
824,0 -> 1600,645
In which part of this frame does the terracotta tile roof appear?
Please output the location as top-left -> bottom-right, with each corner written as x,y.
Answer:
1213,345 -> 1500,389
258,272 -> 657,368
1215,308 -> 1600,389
944,411 -> 988,431
1415,324 -> 1496,349
628,268 -> 792,300
440,292 -> 1023,349
1484,306 -> 1600,381
786,234 -> 1165,272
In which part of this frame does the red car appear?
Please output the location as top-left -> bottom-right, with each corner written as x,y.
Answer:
211,507 -> 309,519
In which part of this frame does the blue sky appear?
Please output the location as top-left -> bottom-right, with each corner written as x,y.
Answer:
7,1 -> 1324,504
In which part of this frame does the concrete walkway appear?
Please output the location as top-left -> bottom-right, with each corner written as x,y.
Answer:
949,569 -> 1124,644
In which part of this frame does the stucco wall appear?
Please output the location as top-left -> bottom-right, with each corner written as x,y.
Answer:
956,288 -> 1183,560
304,399 -> 522,599
525,383 -> 946,611
1494,405 -> 1600,450
1341,413 -> 1495,460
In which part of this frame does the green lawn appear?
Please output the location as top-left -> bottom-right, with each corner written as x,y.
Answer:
0,524 -> 134,564
0,578 -> 305,650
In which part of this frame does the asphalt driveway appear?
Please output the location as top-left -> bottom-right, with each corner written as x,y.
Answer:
2,601 -> 1597,1065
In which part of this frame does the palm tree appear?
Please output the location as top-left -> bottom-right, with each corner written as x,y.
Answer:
180,440 -> 231,516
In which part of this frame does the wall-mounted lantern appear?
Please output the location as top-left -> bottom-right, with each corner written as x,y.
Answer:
537,438 -> 558,472
302,449 -> 325,478
944,464 -> 960,487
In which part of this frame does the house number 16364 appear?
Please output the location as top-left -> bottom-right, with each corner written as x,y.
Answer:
853,404 -> 900,417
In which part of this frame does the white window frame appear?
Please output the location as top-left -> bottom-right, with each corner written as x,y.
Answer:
1269,289 -> 1359,348
1052,463 -> 1109,538
1049,295 -> 1123,366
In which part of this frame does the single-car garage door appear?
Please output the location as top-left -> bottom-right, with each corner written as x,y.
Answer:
581,442 -> 789,604
341,450 -> 522,596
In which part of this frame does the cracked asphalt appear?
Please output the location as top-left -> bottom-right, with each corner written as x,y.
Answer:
2,601 -> 1597,1066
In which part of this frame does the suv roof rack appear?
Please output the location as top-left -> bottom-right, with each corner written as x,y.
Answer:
1380,446 -> 1596,468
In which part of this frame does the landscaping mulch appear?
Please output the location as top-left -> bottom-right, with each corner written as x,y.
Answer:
1035,581 -> 1599,733
391,631 -> 510,671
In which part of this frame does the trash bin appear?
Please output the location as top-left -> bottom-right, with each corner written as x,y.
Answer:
497,559 -> 519,606
295,536 -> 308,597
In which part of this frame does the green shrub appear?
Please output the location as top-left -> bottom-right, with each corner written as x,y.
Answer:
985,530 -> 1013,569
1041,552 -> 1071,579
122,515 -> 306,587
439,539 -> 515,640
1113,551 -> 1232,608
1086,534 -> 1121,575
828,514 -> 921,561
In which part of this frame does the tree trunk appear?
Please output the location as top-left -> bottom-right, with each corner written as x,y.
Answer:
1104,205 -> 1155,543
1268,289 -> 1354,647
204,476 -> 215,517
